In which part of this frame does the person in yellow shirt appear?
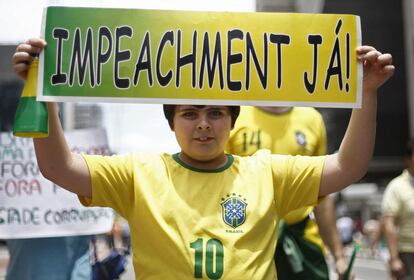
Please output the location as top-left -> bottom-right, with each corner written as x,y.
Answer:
228,106 -> 348,279
382,140 -> 414,280
11,38 -> 393,279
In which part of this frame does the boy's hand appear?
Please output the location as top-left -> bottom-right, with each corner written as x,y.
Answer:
12,38 -> 47,80
357,46 -> 395,93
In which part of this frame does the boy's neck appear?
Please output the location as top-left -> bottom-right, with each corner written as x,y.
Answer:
179,152 -> 228,170
258,106 -> 292,115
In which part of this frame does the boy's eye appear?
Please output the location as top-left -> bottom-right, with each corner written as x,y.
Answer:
182,111 -> 197,118
209,110 -> 224,118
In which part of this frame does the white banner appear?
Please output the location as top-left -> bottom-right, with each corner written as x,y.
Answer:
0,128 -> 114,239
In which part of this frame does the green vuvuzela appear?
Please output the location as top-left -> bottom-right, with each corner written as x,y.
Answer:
13,59 -> 49,138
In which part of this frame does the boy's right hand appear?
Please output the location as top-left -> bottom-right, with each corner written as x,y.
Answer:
12,38 -> 47,80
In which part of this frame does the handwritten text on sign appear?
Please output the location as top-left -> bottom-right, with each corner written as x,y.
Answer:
0,128 -> 114,239
39,7 -> 361,107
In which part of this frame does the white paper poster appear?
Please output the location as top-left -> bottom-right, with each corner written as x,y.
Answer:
0,128 -> 114,239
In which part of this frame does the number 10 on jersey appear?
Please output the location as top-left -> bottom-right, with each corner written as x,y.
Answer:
190,238 -> 224,279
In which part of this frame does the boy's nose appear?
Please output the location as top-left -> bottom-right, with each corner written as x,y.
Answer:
197,117 -> 211,130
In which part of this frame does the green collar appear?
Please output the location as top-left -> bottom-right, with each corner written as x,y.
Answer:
172,153 -> 234,173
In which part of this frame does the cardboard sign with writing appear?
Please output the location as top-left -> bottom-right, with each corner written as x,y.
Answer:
38,5 -> 362,108
0,128 -> 114,239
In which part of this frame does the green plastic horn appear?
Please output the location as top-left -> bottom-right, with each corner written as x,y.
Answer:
13,59 -> 49,138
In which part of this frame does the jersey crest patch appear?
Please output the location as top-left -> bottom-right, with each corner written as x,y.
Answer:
221,194 -> 247,229
295,131 -> 307,147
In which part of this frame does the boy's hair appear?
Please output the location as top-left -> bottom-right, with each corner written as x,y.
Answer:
163,105 -> 240,129
406,139 -> 414,158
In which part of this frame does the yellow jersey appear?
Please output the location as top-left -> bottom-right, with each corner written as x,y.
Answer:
228,106 -> 327,251
80,151 -> 324,279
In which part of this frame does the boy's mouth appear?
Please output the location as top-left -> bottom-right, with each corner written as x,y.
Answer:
194,136 -> 214,142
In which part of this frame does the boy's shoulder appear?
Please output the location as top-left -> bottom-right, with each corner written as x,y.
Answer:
106,152 -> 173,170
232,149 -> 287,167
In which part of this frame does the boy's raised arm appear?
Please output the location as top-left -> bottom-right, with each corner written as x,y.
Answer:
319,46 -> 395,197
13,38 -> 92,198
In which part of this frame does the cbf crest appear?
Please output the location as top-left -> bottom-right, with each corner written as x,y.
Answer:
221,194 -> 247,228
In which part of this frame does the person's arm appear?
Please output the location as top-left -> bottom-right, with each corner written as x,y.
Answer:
319,46 -> 394,196
12,38 -> 92,197
383,215 -> 405,279
313,196 -> 349,279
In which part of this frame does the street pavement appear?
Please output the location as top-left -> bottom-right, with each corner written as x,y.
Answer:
353,258 -> 389,280
328,258 -> 389,280
327,249 -> 389,280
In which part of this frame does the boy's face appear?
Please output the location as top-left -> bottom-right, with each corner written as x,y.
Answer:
172,105 -> 232,164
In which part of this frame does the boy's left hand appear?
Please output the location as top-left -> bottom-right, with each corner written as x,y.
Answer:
357,46 -> 395,93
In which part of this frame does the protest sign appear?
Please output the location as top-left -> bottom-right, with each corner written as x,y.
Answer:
0,128 -> 114,239
38,5 -> 362,108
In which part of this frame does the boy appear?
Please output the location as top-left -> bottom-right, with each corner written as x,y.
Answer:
12,38 -> 394,279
